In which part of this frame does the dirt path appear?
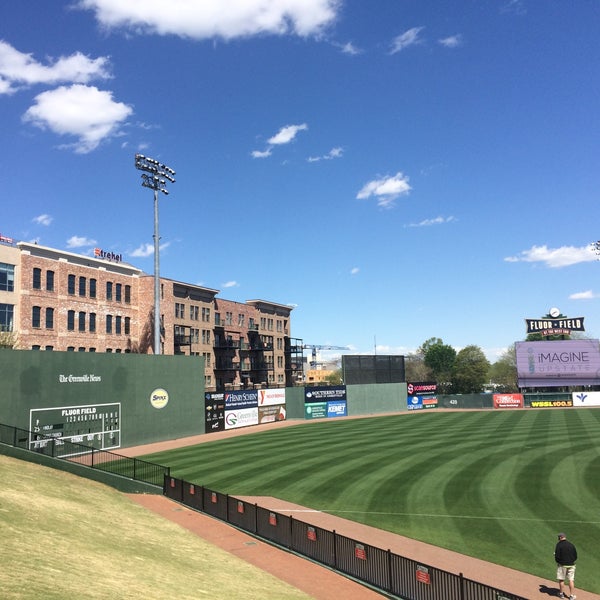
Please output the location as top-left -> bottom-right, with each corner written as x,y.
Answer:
122,420 -> 598,600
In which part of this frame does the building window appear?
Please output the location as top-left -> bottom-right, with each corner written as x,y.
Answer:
215,312 -> 221,326
78,311 -> 86,332
190,305 -> 199,320
106,348 -> 112,353
202,307 -> 210,322
202,329 -> 211,344
46,270 -> 55,292
45,307 -> 54,329
90,278 -> 97,298
67,310 -> 75,331
238,313 -> 245,327
45,346 -> 54,351
0,304 -> 14,332
0,263 -> 15,292
124,317 -> 130,335
203,352 -> 211,367
125,285 -> 131,304
225,312 -> 232,326
78,347 -> 85,352
248,317 -> 255,330
32,345 -> 41,351
191,328 -> 199,344
175,302 -> 185,318
32,306 -> 41,328
68,274 -> 76,295
115,316 -> 122,334
89,348 -> 96,352
67,346 -> 75,352
33,268 -> 42,289
106,314 -> 113,334
115,283 -> 122,302
79,276 -> 86,297
106,281 -> 113,301
89,312 -> 96,333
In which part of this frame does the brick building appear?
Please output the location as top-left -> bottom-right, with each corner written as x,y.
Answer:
0,239 -> 303,390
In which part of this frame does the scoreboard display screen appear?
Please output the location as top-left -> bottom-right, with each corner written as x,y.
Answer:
30,403 -> 121,452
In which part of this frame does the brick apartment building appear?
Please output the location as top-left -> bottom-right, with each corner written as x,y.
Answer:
0,239 -> 303,391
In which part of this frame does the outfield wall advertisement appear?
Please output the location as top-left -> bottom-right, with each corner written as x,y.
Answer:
516,339 -> 600,387
572,391 -> 600,406
304,385 -> 347,419
493,394 -> 524,409
407,381 -> 438,411
205,389 -> 286,432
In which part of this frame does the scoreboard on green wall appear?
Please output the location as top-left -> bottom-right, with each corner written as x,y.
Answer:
30,403 -> 121,451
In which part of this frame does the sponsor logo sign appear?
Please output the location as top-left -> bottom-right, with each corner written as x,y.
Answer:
150,388 -> 169,409
224,407 -> 258,430
525,317 -> 585,336
530,400 -> 573,408
327,400 -> 347,418
259,388 -> 286,406
416,565 -> 431,585
408,396 -> 423,411
258,405 -> 286,423
407,381 -> 437,395
224,390 -> 258,409
305,385 -> 346,402
572,391 -> 600,407
305,402 -> 328,419
516,340 -> 600,387
493,394 -> 524,409
94,247 -> 123,262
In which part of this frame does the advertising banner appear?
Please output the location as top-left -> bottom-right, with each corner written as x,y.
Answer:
529,399 -> 573,408
407,396 -> 423,411
572,391 -> 600,407
258,388 -> 286,406
305,385 -> 346,403
493,394 -> 524,409
224,390 -> 259,410
225,407 -> 258,430
258,404 -> 287,423
205,392 -> 225,432
407,382 -> 437,395
305,402 -> 328,419
327,400 -> 347,418
516,340 -> 600,387
422,396 -> 438,409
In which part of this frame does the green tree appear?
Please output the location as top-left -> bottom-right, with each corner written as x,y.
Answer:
423,339 -> 456,393
488,345 -> 518,392
452,345 -> 490,393
404,354 -> 432,382
323,369 -> 343,385
0,331 -> 17,349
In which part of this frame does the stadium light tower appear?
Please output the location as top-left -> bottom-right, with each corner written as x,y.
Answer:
134,154 -> 176,355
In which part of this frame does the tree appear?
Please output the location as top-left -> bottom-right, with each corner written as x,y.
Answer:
488,345 -> 518,392
404,354 -> 432,382
0,331 -> 18,349
452,345 -> 490,394
323,369 -> 343,385
423,339 -> 456,393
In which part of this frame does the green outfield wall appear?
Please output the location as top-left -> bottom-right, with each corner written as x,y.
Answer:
0,349 -> 204,449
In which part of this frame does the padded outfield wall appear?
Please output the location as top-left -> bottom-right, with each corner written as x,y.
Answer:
0,349 -> 205,449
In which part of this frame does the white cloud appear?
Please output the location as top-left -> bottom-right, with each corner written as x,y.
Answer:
307,146 -> 343,162
0,40 -> 110,94
390,27 -> 424,54
66,235 -> 97,248
334,41 -> 361,55
438,34 -> 463,48
268,123 -> 308,145
569,290 -> 597,300
22,84 -> 133,153
350,267 -> 359,275
77,0 -> 339,39
130,243 -> 154,258
33,214 -> 53,226
407,215 -> 457,227
222,280 -> 239,288
504,244 -> 597,268
356,172 -> 411,208
251,148 -> 272,159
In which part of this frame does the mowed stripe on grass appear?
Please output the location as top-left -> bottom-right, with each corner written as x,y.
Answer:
144,409 -> 600,594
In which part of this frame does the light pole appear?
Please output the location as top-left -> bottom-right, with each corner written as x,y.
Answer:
134,154 -> 176,355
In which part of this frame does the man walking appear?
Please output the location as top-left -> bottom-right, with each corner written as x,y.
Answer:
555,532 -> 578,599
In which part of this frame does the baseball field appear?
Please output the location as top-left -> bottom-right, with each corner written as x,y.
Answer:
142,408 -> 600,595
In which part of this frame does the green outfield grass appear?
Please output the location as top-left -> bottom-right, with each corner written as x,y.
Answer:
143,409 -> 600,595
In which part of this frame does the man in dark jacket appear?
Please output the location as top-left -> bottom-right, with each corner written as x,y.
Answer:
554,533 -> 578,599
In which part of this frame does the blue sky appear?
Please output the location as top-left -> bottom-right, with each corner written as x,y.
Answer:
2,0 -> 600,363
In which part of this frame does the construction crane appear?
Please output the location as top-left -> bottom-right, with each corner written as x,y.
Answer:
303,344 -> 350,369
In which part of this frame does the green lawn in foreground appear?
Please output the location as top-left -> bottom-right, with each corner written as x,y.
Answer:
143,409 -> 600,595
0,455 -> 311,600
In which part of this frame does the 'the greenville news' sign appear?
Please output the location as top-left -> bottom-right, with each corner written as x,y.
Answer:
525,317 -> 585,336
516,339 -> 600,387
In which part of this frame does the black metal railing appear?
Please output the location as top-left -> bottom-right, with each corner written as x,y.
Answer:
164,476 -> 527,600
0,423 -> 169,487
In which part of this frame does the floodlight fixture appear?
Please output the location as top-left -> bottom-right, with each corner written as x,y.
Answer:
134,153 -> 176,355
